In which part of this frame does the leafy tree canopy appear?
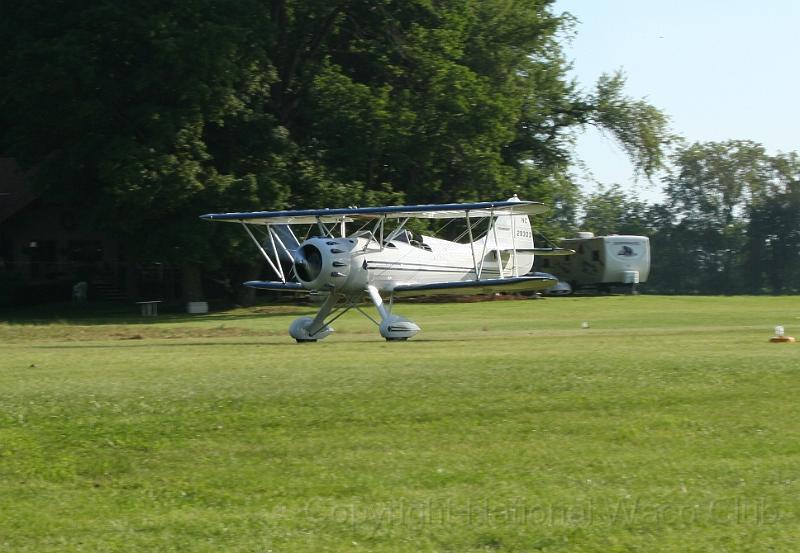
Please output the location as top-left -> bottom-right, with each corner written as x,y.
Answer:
0,0 -> 672,285
580,184 -> 652,236
645,141 -> 800,294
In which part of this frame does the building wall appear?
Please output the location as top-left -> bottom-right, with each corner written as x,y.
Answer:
1,202 -> 121,283
0,158 -> 131,302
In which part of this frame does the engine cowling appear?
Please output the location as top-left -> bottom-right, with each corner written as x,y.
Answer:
292,237 -> 368,293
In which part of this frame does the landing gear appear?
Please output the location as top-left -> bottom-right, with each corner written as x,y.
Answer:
368,286 -> 420,341
286,286 -> 420,342
378,314 -> 420,341
289,316 -> 333,342
288,294 -> 337,342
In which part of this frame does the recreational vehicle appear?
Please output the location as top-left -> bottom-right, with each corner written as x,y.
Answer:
537,232 -> 650,294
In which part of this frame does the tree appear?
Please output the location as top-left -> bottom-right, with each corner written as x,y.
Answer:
652,141 -> 800,294
659,141 -> 772,293
745,153 -> 800,293
0,0 -> 289,300
586,72 -> 674,179
0,0 -> 674,301
665,141 -> 772,228
580,184 -> 652,236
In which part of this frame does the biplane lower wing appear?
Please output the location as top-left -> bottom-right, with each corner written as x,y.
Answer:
244,274 -> 559,296
244,281 -> 306,292
391,274 -> 557,297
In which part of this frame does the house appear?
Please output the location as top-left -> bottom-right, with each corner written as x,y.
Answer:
0,158 -> 130,303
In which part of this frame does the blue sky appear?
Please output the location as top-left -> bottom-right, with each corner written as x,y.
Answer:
553,0 -> 800,201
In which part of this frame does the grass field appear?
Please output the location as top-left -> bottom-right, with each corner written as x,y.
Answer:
1,295 -> 799,552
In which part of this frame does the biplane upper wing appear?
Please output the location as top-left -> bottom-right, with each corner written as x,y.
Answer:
200,200 -> 547,224
390,274 -> 557,297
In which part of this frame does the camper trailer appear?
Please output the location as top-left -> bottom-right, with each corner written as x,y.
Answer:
537,232 -> 650,294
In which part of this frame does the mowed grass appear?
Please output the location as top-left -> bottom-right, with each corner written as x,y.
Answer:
1,296 -> 799,552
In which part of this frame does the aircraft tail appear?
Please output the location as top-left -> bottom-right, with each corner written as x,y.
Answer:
475,196 -> 536,275
487,214 -> 535,250
482,196 -> 535,248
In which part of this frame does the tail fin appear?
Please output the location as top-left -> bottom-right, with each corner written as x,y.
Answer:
477,196 -> 535,276
487,214 -> 535,250
484,196 -> 535,250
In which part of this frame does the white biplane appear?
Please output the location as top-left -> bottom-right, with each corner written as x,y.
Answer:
200,196 -> 567,342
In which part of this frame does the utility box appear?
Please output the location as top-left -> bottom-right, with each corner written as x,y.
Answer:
537,233 -> 650,293
187,301 -> 209,314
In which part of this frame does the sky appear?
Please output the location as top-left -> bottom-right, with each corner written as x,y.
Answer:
553,0 -> 800,201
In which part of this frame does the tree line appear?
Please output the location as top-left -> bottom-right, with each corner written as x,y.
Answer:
580,141 -> 800,295
0,1 -> 795,298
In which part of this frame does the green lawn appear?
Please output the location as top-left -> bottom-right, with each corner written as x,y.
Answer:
1,296 -> 799,551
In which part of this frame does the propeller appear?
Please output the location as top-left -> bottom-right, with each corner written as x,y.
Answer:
293,244 -> 323,282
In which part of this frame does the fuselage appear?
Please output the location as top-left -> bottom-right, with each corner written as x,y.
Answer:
293,234 -> 535,295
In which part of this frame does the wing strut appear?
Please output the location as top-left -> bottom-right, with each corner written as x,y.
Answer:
511,209 -> 518,277
265,224 -> 296,268
465,210 -> 480,279
265,225 -> 286,283
477,216 -> 490,279
314,216 -> 347,238
490,208 -> 505,279
241,222 -> 285,283
315,216 -> 327,238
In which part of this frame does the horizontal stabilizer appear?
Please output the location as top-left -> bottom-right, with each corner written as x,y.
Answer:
511,247 -> 575,256
244,281 -> 307,292
391,275 -> 557,297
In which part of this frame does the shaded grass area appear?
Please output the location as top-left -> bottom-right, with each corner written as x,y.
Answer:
1,296 -> 799,551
